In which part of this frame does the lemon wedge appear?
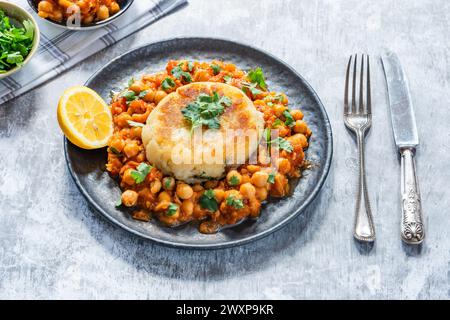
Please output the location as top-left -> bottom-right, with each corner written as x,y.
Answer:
57,86 -> 113,149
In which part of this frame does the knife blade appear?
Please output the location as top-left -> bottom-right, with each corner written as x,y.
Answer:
381,52 -> 424,244
381,52 -> 419,149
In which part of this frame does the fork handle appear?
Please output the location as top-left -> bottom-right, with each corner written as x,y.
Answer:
354,131 -> 376,242
400,148 -> 424,244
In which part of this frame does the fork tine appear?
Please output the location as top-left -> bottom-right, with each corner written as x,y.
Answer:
359,54 -> 365,114
366,55 -> 372,115
352,54 -> 357,114
344,55 -> 352,115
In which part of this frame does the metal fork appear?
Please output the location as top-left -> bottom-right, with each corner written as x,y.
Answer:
344,54 -> 375,242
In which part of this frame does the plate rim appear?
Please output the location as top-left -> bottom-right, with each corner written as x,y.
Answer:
65,36 -> 333,250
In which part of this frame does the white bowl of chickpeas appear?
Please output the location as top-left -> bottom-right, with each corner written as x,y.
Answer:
27,0 -> 133,30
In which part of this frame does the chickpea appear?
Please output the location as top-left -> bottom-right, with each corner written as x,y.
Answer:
255,187 -> 268,201
293,120 -> 308,134
82,15 -> 94,24
181,200 -> 194,216
246,165 -> 260,173
204,180 -> 218,189
109,137 -> 125,153
290,109 -> 304,120
240,183 -> 256,199
154,90 -> 167,104
288,133 -> 308,149
194,70 -> 211,82
213,188 -> 225,203
121,190 -> 138,207
277,158 -> 291,175
142,90 -> 156,103
251,171 -> 269,188
123,141 -> 140,158
97,5 -> 110,20
224,189 -> 241,200
192,184 -> 204,192
273,104 -> 287,117
226,170 -> 242,186
110,2 -> 120,14
150,179 -> 162,194
162,177 -> 175,191
129,81 -> 145,94
122,169 -> 135,186
176,183 -> 194,200
130,127 -> 142,139
158,191 -> 171,203
115,113 -> 132,128
38,1 -> 53,12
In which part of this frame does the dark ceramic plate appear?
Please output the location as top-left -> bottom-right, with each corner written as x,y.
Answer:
65,37 -> 333,249
27,0 -> 134,30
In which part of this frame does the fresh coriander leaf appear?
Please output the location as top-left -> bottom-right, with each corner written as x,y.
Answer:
199,189 -> 218,212
166,203 -> 179,216
164,178 -> 172,189
267,172 -> 276,184
271,137 -> 293,153
266,101 -> 274,107
241,81 -> 262,96
138,90 -> 148,99
229,175 -> 240,186
22,20 -> 34,39
171,66 -> 192,83
109,146 -> 122,155
272,119 -> 283,127
188,61 -> 194,72
211,63 -> 221,75
181,91 -> 231,132
6,52 -> 23,65
226,196 -> 244,209
115,197 -> 122,207
128,77 -> 135,87
223,75 -> 232,84
122,90 -> 136,101
247,67 -> 267,90
127,120 -> 145,127
273,94 -> 284,102
161,77 -> 176,91
130,163 -> 152,184
283,110 -> 295,127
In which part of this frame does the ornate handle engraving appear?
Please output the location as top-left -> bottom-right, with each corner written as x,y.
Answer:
400,148 -> 424,244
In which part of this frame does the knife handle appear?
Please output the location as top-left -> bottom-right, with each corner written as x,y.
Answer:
400,148 -> 425,244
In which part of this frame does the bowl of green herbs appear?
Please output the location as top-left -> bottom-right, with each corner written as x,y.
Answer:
0,1 -> 40,79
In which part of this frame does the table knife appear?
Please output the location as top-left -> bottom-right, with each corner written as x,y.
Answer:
381,52 -> 425,244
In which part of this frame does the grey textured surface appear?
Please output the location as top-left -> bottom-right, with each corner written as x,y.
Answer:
0,0 -> 449,299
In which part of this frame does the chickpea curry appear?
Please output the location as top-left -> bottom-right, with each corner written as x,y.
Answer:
37,0 -> 121,24
106,60 -> 312,234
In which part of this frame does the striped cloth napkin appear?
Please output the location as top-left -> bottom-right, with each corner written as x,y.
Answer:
0,0 -> 187,105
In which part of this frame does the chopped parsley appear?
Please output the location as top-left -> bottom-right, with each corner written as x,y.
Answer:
199,189 -> 218,212
247,67 -> 267,90
267,172 -> 276,184
130,163 -> 152,184
127,120 -> 145,127
181,91 -> 232,132
171,65 -> 192,83
283,110 -> 295,127
161,77 -> 176,91
211,63 -> 221,75
226,196 -> 244,209
229,175 -> 240,186
166,203 -> 179,216
0,10 -> 35,74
